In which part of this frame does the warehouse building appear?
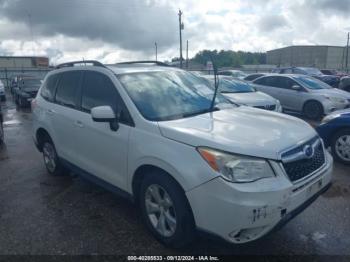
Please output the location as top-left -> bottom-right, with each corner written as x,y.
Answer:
0,56 -> 49,68
267,45 -> 350,70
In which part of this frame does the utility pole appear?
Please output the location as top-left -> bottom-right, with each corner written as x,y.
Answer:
186,40 -> 189,69
346,32 -> 349,73
178,9 -> 184,68
155,42 -> 158,61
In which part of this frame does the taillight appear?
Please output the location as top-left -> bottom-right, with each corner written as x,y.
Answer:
31,99 -> 37,110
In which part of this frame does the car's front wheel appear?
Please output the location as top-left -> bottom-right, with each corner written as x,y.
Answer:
303,101 -> 324,120
331,128 -> 350,165
139,172 -> 195,248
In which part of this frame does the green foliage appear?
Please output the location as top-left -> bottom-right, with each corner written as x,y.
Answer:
191,49 -> 266,68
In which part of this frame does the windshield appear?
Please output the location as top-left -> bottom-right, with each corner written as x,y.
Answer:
300,67 -> 322,75
218,79 -> 255,93
118,70 -> 235,121
295,75 -> 332,90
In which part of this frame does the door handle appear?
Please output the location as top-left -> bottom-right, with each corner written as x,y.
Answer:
74,120 -> 84,128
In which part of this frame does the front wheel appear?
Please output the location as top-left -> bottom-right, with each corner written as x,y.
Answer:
331,128 -> 350,165
139,173 -> 195,248
303,101 -> 324,120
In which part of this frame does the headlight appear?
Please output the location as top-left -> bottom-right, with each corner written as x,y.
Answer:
321,113 -> 340,124
323,95 -> 346,104
275,100 -> 282,112
197,147 -> 275,183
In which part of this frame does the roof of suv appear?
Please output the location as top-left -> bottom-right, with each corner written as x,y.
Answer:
54,60 -> 181,75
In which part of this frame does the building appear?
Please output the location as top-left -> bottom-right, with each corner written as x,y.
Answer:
0,56 -> 51,87
0,56 -> 49,69
267,45 -> 350,70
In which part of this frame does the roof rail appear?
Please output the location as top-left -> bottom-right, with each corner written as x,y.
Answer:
56,60 -> 106,69
116,60 -> 170,67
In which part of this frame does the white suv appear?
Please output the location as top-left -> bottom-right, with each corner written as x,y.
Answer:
32,61 -> 333,247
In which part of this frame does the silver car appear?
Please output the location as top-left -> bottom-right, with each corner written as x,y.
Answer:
252,74 -> 350,119
204,76 -> 282,112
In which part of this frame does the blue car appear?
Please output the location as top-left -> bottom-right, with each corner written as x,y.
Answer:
316,109 -> 350,164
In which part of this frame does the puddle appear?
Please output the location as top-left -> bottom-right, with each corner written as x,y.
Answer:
3,120 -> 22,127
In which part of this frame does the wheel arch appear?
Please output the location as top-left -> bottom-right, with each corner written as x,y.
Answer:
131,163 -> 186,204
36,127 -> 52,152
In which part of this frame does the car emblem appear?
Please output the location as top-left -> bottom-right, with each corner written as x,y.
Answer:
303,145 -> 314,159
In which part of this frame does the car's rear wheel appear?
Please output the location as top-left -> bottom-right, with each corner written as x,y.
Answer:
42,138 -> 66,175
303,101 -> 324,120
139,172 -> 195,248
331,128 -> 350,165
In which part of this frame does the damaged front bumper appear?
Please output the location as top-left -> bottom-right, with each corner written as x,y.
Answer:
186,151 -> 333,244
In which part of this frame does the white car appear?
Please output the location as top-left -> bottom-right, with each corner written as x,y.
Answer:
253,74 -> 350,120
204,76 -> 282,112
0,80 -> 6,101
32,61 -> 333,247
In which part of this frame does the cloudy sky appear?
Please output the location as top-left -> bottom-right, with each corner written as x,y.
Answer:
0,0 -> 349,65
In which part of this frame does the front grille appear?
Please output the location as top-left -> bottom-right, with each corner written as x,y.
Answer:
254,104 -> 276,111
282,138 -> 325,182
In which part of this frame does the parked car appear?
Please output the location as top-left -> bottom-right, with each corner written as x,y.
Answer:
204,75 -> 282,112
243,73 -> 266,82
339,76 -> 350,92
317,109 -> 350,165
320,69 -> 348,79
0,80 -> 6,101
252,74 -> 350,119
0,102 -> 3,144
14,77 -> 42,107
218,70 -> 247,79
32,60 -> 332,247
272,67 -> 340,88
10,74 -> 36,95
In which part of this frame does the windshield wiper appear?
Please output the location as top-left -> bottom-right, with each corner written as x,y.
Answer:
182,107 -> 220,118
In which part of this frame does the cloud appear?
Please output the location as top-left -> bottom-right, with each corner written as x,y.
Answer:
0,0 -> 350,64
0,0 -> 177,51
258,14 -> 289,32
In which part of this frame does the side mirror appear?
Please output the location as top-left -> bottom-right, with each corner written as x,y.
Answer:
291,85 -> 302,91
91,106 -> 119,131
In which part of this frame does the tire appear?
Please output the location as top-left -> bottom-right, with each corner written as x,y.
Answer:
139,172 -> 195,248
42,138 -> 66,176
19,97 -> 28,108
303,101 -> 324,120
345,86 -> 350,92
0,121 -> 4,145
331,128 -> 350,165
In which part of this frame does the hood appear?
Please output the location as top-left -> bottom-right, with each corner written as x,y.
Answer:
223,91 -> 277,106
158,107 -> 316,160
311,88 -> 350,99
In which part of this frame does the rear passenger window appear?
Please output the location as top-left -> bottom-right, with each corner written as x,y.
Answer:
55,71 -> 82,108
81,71 -> 117,113
41,74 -> 59,101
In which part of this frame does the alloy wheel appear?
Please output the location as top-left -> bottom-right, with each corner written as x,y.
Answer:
335,135 -> 350,162
43,142 -> 56,173
145,184 -> 177,237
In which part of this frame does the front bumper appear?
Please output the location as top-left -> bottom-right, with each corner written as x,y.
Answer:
323,100 -> 350,114
186,151 -> 333,244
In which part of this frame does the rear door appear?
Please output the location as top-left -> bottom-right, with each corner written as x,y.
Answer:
51,71 -> 82,163
73,70 -> 133,190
